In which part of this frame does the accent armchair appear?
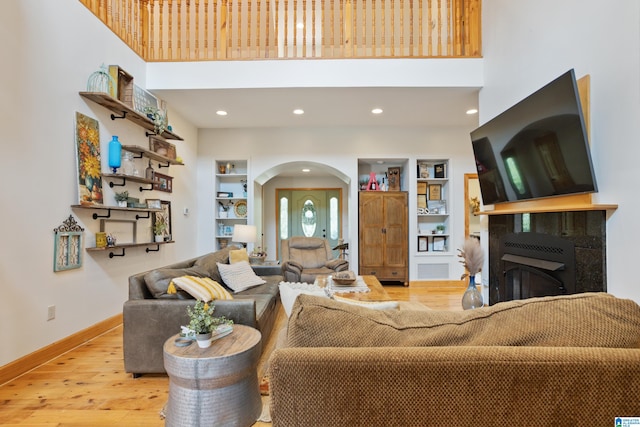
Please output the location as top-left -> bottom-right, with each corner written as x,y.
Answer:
281,236 -> 349,283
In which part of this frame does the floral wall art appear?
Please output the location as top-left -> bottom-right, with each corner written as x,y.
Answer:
75,112 -> 103,205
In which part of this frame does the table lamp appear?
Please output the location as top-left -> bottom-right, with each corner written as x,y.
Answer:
232,224 -> 257,248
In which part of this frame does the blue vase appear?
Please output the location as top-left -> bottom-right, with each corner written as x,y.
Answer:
461,275 -> 484,310
108,135 -> 122,173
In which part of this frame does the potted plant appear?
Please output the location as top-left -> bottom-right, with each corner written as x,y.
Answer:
143,106 -> 167,136
114,190 -> 129,207
153,221 -> 167,242
436,224 -> 445,234
186,300 -> 232,348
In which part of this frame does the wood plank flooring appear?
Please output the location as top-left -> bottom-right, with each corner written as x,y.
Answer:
0,281 -> 466,426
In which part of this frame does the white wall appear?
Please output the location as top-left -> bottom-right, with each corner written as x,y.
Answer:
197,126 -> 477,280
0,1 -> 199,366
482,0 -> 640,302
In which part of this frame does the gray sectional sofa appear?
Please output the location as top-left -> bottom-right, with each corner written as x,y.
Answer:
123,246 -> 282,377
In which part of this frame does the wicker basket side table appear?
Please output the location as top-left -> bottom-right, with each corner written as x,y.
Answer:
163,324 -> 262,427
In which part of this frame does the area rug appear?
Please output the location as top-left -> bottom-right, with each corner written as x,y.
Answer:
258,395 -> 272,423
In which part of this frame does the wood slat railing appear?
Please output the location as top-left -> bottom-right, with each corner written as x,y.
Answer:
80,0 -> 481,61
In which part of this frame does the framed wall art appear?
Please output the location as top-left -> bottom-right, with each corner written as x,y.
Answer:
153,172 -> 173,192
53,215 -> 84,272
100,219 -> 137,245
428,184 -> 442,201
433,236 -> 446,252
149,136 -> 177,160
133,84 -> 159,114
418,236 -> 428,252
146,198 -> 162,210
152,200 -> 172,240
75,112 -> 103,205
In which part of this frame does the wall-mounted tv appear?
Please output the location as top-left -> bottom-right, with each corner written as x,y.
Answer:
470,69 -> 597,205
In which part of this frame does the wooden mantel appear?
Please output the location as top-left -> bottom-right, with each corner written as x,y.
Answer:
477,193 -> 618,216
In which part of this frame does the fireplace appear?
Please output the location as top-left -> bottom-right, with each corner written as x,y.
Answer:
488,210 -> 607,304
500,232 -> 576,301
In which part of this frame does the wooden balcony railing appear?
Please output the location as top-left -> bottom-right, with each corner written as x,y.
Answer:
80,0 -> 481,61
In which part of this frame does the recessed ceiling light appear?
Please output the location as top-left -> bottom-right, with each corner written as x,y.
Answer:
302,168 -> 311,173
216,110 -> 228,116
296,22 -> 304,29
376,160 -> 385,164
466,108 -> 478,115
371,108 -> 383,114
293,109 -> 305,115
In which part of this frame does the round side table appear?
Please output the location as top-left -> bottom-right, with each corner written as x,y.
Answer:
163,324 -> 262,427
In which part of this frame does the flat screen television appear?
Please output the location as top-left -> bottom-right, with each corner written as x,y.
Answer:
470,69 -> 597,205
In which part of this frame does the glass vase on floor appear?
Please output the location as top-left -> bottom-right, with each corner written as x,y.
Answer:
462,275 -> 484,310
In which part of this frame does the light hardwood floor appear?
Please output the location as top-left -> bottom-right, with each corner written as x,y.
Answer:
0,280 -> 466,427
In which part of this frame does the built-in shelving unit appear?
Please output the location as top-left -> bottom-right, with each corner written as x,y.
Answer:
416,159 -> 450,254
215,160 -> 248,250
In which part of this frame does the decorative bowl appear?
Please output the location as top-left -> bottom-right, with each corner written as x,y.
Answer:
332,271 -> 357,286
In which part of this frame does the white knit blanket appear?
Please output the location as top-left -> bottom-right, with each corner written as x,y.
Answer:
324,276 -> 371,295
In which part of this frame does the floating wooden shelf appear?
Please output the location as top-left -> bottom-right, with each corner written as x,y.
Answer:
71,204 -> 162,220
121,145 -> 184,166
87,241 -> 174,258
476,194 -> 618,215
79,92 -> 183,141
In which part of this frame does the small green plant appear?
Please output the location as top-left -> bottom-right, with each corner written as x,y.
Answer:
153,221 -> 167,235
114,190 -> 129,202
436,224 -> 445,232
143,106 -> 167,136
186,300 -> 232,334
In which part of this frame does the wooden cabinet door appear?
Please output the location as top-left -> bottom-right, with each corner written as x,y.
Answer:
359,192 -> 408,282
359,193 -> 385,268
383,193 -> 408,269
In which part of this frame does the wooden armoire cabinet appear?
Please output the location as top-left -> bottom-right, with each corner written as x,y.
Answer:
358,192 -> 408,285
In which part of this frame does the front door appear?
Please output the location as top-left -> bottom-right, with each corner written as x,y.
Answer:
276,189 -> 342,259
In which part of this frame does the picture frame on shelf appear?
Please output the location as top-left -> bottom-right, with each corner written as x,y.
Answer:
149,136 -> 177,160
133,84 -> 159,114
418,236 -> 428,252
427,200 -> 447,214
152,200 -> 172,240
433,236 -> 446,251
418,162 -> 430,179
75,112 -> 103,206
146,198 -> 162,210
153,173 -> 173,192
417,194 -> 427,209
434,163 -> 447,179
428,184 -> 442,200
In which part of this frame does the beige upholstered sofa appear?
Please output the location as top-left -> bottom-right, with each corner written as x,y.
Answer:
281,236 -> 349,283
269,293 -> 640,426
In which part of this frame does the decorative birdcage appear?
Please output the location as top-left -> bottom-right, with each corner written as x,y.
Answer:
86,64 -> 116,94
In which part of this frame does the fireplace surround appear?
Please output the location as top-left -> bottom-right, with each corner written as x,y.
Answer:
487,210 -> 607,305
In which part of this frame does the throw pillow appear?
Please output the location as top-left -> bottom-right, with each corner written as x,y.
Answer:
279,282 -> 327,317
144,266 -> 209,299
230,248 -> 250,264
217,261 -> 266,293
171,276 -> 233,301
194,246 -> 237,282
287,292 -> 640,349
